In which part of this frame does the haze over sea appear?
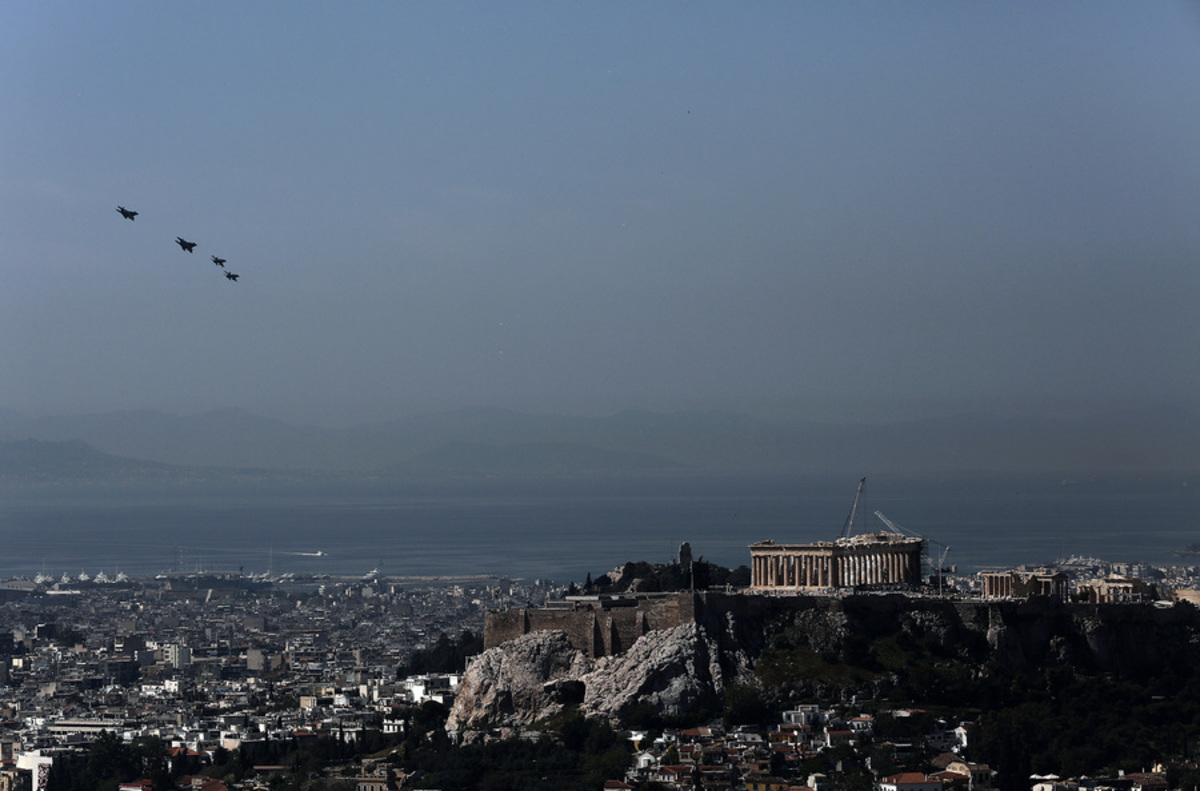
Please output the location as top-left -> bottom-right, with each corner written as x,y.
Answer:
2,474 -> 1196,584
7,6 -> 1200,596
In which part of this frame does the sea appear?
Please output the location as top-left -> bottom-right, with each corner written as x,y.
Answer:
1,473 -> 1197,583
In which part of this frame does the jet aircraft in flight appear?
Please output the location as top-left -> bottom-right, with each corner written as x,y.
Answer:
225,271 -> 239,281
175,237 -> 197,253
116,206 -> 138,220
211,256 -> 226,267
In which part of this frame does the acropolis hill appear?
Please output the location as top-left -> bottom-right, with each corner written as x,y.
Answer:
485,522 -> 932,658
483,476 -> 1191,662
483,587 -> 1200,674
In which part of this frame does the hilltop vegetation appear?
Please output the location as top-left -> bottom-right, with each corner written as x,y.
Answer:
573,558 -> 751,595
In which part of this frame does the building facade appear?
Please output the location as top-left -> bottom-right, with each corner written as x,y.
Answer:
1077,576 -> 1155,603
979,570 -> 1069,601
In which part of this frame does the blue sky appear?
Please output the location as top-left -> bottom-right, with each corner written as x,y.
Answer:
3,2 -> 1199,425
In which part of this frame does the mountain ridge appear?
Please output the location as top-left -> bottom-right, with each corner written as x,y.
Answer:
0,403 -> 1195,478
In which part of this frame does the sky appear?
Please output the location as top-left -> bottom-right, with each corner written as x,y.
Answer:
3,2 -> 1199,427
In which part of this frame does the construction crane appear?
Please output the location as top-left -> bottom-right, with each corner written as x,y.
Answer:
873,510 -> 953,596
838,477 -> 868,539
928,541 -> 954,597
873,510 -> 906,536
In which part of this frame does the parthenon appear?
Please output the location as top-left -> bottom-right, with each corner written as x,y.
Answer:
749,532 -> 924,590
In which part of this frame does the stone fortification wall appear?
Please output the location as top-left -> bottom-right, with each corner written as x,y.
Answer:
486,594 -> 699,657
485,591 -> 812,658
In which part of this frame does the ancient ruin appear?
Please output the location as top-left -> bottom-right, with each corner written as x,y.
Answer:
748,532 -> 924,591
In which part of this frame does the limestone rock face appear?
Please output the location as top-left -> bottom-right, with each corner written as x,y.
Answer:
447,622 -> 742,732
581,623 -> 726,723
445,630 -> 590,732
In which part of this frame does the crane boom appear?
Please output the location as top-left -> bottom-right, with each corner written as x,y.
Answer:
839,477 -> 867,539
874,509 -> 953,595
874,510 -> 908,535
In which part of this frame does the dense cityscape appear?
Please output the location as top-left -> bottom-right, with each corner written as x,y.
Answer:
1,546 -> 1199,791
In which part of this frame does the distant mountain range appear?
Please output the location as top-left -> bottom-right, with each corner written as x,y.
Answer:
0,438 -> 179,483
0,437 -> 310,485
0,403 -> 1196,482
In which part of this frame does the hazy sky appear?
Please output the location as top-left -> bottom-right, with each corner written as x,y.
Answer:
3,3 -> 1199,426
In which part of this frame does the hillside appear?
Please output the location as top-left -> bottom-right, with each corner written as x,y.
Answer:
0,438 -> 190,484
458,591 -> 1200,790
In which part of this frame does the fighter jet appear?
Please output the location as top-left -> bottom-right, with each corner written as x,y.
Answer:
175,237 -> 197,253
225,271 -> 239,281
116,206 -> 138,221
211,255 -> 226,267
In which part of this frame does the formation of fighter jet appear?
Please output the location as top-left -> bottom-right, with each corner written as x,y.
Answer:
118,204 -> 241,283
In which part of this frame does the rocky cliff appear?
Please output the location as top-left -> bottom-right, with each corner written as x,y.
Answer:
450,593 -> 1200,732
447,620 -> 755,731
445,630 -> 590,732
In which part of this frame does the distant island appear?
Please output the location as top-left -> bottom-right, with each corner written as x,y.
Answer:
1177,541 -> 1200,557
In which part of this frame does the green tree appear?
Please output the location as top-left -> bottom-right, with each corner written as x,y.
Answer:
722,682 -> 770,727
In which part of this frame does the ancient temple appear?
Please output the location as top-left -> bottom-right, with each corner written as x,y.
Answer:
749,532 -> 924,590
